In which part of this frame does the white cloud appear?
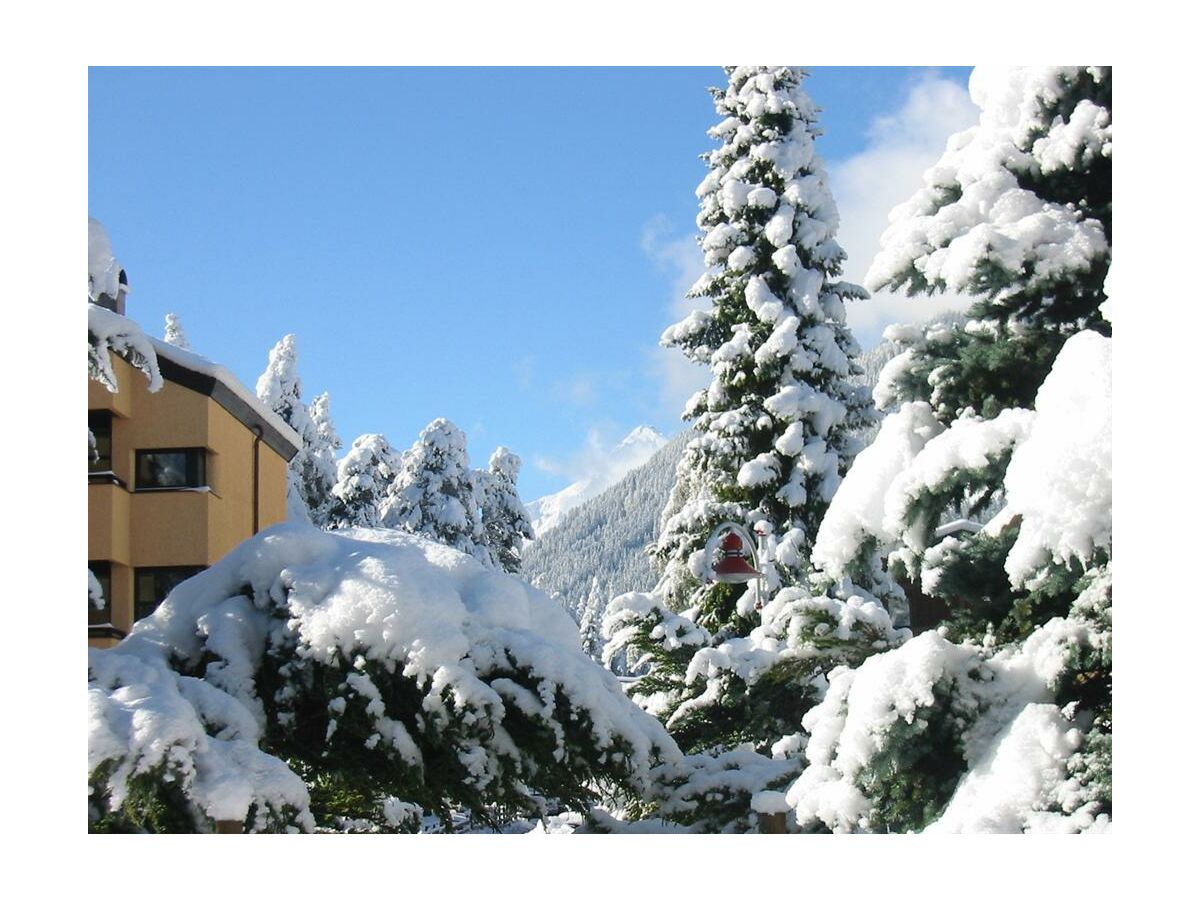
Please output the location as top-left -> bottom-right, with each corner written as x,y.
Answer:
829,73 -> 981,348
640,215 -> 711,419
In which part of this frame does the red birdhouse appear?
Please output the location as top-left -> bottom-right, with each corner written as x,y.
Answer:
712,530 -> 760,583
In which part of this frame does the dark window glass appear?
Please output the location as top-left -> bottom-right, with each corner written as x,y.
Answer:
89,411 -> 112,473
135,449 -> 206,490
89,561 -> 112,626
134,566 -> 204,621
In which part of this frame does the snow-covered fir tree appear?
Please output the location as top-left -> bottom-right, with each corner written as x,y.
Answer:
853,66 -> 1112,644
653,66 -> 874,628
577,577 -> 606,659
256,335 -> 342,525
771,66 -> 1113,832
609,68 -> 877,767
162,312 -> 191,350
256,334 -> 315,521
382,419 -> 491,565
477,446 -> 534,574
327,433 -> 401,529
865,66 -> 1110,425
301,392 -> 342,527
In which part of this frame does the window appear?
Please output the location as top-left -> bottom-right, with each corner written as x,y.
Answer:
134,566 -> 204,621
88,411 -> 112,473
135,448 -> 207,490
89,561 -> 112,626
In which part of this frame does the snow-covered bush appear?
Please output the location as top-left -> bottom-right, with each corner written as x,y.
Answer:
88,523 -> 679,832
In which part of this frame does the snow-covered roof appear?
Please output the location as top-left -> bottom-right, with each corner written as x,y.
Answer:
89,307 -> 302,460
149,336 -> 303,459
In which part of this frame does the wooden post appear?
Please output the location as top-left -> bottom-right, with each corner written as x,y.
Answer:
759,812 -> 787,834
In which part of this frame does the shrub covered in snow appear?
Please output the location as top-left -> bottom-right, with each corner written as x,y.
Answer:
88,524 -> 679,832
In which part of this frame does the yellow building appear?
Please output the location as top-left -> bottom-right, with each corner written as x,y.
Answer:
88,333 -> 302,647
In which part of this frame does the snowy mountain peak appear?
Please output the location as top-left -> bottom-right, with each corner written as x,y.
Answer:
618,425 -> 664,449
527,426 -> 669,537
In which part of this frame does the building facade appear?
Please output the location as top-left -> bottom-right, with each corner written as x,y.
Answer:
88,343 -> 301,647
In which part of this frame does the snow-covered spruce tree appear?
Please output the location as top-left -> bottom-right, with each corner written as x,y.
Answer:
653,66 -> 874,628
163,312 -> 191,349
778,329 -> 1111,833
256,334 -> 317,521
303,392 -> 342,527
867,66 -> 1110,426
256,336 -> 343,525
327,433 -> 401,529
766,67 -> 1113,832
477,447 -> 534,574
613,68 -> 875,761
857,66 -> 1112,645
89,524 -> 679,832
382,419 -> 492,566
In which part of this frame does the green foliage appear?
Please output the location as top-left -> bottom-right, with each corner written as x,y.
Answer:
256,643 -> 653,833
857,680 -> 969,833
88,761 -> 201,833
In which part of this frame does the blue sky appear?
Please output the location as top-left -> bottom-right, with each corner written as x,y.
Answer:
89,67 -> 976,500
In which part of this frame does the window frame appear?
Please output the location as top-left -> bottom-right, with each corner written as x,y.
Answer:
133,565 -> 205,622
134,447 -> 208,492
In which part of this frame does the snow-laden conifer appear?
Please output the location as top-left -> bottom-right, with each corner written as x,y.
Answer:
163,312 -> 191,350
302,392 -> 342,527
256,334 -> 314,520
612,68 -> 876,773
478,446 -> 534,574
653,66 -> 874,626
770,67 -> 1113,832
865,66 -> 1111,423
256,335 -> 342,524
327,433 -> 401,529
382,419 -> 491,565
